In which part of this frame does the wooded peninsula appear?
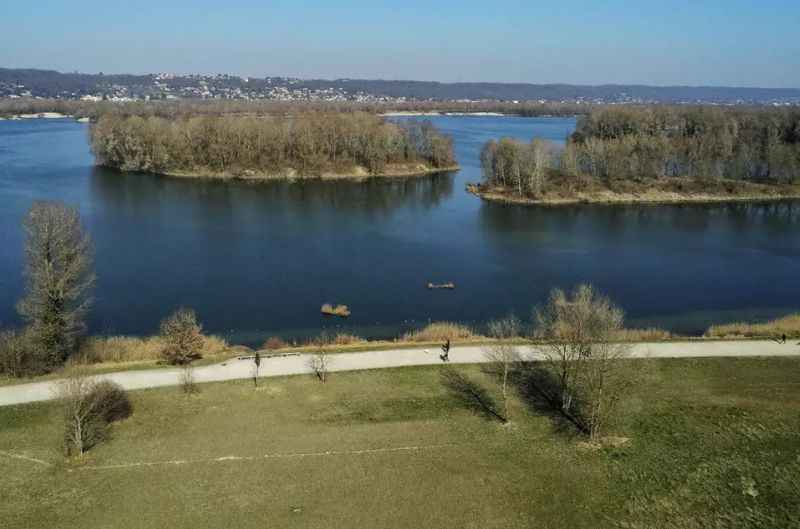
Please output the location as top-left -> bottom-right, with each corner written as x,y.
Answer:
89,111 -> 457,180
472,106 -> 800,205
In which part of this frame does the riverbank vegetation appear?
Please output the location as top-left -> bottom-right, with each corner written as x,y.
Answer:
706,312 -> 800,339
2,357 -> 798,528
90,111 -> 457,179
474,106 -> 800,204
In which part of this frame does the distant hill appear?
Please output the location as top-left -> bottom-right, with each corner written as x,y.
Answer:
1,67 -> 798,105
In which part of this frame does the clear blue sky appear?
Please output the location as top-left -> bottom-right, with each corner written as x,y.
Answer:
2,0 -> 798,87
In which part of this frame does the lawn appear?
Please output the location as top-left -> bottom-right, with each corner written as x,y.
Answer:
1,358 -> 799,528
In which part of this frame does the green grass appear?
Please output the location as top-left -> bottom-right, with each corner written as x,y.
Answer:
0,353 -> 236,387
1,358 -> 799,528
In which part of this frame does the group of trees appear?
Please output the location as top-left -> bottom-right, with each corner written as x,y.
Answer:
464,284 -> 632,441
480,138 -> 555,196
90,111 -> 456,177
480,106 -> 800,197
0,202 -> 211,378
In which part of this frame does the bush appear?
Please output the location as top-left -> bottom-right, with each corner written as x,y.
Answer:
159,308 -> 205,365
61,375 -> 131,456
90,380 -> 133,423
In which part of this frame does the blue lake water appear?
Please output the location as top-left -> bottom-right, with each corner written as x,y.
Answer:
1,115 -> 798,344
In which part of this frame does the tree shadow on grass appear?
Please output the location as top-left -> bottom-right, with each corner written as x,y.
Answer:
510,363 -> 588,438
440,366 -> 506,423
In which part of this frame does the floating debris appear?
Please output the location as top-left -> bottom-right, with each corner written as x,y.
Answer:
427,282 -> 455,290
321,303 -> 351,317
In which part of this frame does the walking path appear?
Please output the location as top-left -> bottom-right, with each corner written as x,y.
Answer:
1,340 -> 797,407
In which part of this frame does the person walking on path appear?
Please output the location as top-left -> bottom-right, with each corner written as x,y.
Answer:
440,339 -> 450,362
253,351 -> 262,387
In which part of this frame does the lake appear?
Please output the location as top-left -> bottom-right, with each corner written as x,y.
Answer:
1,115 -> 798,344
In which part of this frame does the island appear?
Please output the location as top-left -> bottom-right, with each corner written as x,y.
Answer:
89,111 -> 458,180
470,106 -> 800,205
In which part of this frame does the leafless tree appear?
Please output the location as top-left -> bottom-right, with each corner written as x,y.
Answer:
180,362 -> 199,394
484,315 -> 522,421
17,202 -> 94,370
308,346 -> 330,383
533,284 -> 632,441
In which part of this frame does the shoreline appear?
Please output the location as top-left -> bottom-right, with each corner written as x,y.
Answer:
0,112 -> 90,122
467,183 -> 800,207
382,111 -> 508,117
103,163 -> 460,182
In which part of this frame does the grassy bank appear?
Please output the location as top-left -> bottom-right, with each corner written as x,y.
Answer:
468,178 -> 800,207
1,357 -> 799,528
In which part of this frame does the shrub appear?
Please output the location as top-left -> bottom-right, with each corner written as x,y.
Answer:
159,308 -> 205,365
61,375 -> 131,456
402,322 -> 478,343
90,380 -> 133,423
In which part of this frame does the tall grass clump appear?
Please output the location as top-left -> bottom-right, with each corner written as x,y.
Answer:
402,322 -> 479,343
75,334 -> 228,365
613,327 -> 673,342
706,313 -> 800,339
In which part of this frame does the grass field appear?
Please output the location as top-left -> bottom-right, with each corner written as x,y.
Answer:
1,358 -> 799,528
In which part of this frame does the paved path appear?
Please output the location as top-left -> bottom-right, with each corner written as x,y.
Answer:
0,340 -> 797,407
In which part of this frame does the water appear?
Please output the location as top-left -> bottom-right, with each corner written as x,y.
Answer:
1,116 -> 798,344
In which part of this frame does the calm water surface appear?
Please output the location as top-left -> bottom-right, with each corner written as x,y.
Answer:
1,116 -> 798,344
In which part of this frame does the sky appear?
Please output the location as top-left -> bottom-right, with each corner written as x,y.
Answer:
1,0 -> 799,88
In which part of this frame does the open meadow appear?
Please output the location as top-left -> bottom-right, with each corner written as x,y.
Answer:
1,357 -> 799,529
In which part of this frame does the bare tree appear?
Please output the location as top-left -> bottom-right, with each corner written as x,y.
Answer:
17,202 -> 94,370
180,362 -> 199,394
484,315 -> 522,422
533,284 -> 632,441
308,346 -> 330,383
160,308 -> 204,365
59,373 -> 130,455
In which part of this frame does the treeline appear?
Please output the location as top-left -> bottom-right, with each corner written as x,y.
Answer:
0,97 -> 586,119
480,106 -> 800,196
90,111 -> 456,177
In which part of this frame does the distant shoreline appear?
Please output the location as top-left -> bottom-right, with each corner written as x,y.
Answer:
467,182 -> 800,207
0,112 -> 90,122
382,111 -> 507,117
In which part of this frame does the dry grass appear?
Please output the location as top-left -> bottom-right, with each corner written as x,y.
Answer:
262,336 -> 289,351
706,313 -> 800,339
614,327 -> 673,342
402,322 -> 479,343
74,335 -> 229,365
308,332 -> 366,347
